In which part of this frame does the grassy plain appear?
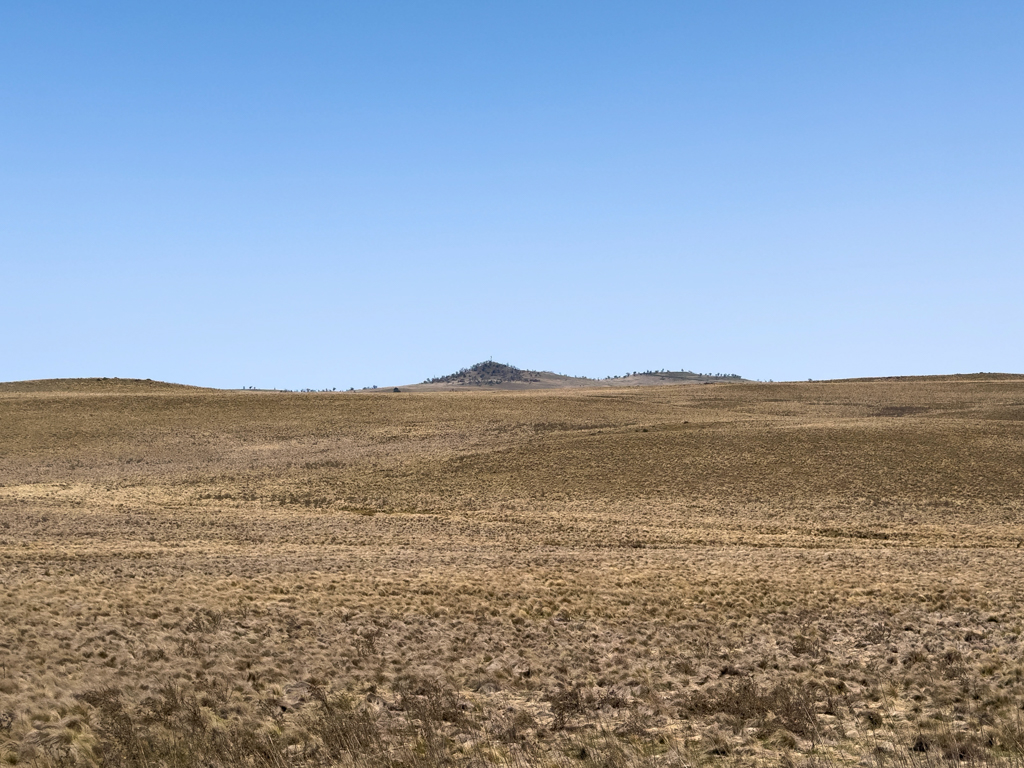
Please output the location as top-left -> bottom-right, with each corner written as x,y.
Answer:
1,375 -> 1023,767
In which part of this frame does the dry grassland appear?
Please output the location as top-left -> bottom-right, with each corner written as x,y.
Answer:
1,375 -> 1024,767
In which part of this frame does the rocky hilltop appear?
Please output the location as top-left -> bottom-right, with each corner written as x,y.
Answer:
422,361 -> 543,386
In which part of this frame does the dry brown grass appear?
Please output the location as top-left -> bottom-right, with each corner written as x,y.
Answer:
1,376 -> 1024,766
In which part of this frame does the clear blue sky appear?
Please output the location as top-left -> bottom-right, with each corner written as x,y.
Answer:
3,2 -> 1022,389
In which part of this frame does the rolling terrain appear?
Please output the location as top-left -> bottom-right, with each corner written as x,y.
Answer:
1,374 -> 1024,766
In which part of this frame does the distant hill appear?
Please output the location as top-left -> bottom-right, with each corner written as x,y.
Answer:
424,361 -> 544,386
0,378 -> 209,394
397,361 -> 746,391
820,373 -> 1024,384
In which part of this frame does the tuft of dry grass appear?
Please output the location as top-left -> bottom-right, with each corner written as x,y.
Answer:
1,376 -> 1023,766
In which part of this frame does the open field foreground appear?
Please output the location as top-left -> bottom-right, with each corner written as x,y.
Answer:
2,376 -> 1024,768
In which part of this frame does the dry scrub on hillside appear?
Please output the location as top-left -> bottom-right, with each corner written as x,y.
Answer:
1,376 -> 1024,766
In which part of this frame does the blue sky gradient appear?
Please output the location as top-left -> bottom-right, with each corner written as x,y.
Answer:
3,2 -> 1022,389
